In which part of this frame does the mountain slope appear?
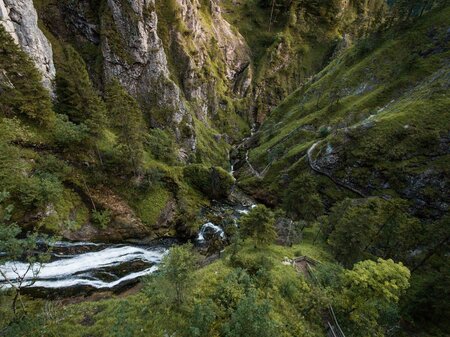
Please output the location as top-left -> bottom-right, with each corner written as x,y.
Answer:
237,6 -> 449,220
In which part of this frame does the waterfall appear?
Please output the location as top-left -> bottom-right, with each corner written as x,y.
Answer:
196,222 -> 226,243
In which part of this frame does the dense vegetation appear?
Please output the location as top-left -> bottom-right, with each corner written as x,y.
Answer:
0,20 -> 236,241
1,207 -> 411,337
0,0 -> 448,336
235,3 -> 449,335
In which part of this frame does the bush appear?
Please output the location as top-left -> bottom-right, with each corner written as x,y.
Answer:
188,300 -> 217,337
183,164 -> 234,200
214,268 -> 253,311
222,291 -> 277,337
146,129 -> 177,164
17,174 -> 64,208
91,209 -> 112,229
52,114 -> 89,148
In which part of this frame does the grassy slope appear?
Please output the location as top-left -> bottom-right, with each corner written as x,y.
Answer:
239,7 -> 450,214
222,0 -> 387,121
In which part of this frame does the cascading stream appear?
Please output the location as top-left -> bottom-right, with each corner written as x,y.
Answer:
0,137 -> 258,295
0,243 -> 168,290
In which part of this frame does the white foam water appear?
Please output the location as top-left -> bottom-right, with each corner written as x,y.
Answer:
197,222 -> 225,243
0,245 -> 167,290
236,204 -> 257,215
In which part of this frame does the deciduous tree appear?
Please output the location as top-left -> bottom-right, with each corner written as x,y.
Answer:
159,244 -> 198,305
339,258 -> 410,336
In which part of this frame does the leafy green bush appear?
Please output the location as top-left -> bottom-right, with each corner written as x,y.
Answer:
145,129 -> 177,164
183,164 -> 234,200
91,209 -> 112,229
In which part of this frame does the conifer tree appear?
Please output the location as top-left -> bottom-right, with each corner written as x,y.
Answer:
0,26 -> 54,125
105,78 -> 146,175
55,45 -> 106,140
240,205 -> 277,247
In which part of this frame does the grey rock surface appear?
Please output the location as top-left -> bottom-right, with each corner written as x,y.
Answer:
0,0 -> 55,91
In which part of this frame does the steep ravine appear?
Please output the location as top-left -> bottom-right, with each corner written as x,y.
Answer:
0,0 -> 400,243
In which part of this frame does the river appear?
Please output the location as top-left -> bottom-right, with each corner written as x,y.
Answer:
0,194 -> 255,296
0,138 -> 257,296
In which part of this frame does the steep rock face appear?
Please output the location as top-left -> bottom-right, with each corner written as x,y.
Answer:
100,0 -> 252,157
0,0 -> 55,90
173,0 -> 252,120
102,0 -> 188,125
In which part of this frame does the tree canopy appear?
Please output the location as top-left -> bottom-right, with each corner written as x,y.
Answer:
239,205 -> 277,247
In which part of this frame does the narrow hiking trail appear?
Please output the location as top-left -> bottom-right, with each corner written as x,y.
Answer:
307,140 -> 366,198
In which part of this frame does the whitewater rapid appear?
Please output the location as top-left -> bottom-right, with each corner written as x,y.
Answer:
0,244 -> 167,290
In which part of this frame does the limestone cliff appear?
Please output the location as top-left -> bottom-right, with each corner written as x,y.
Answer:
30,0 -> 252,161
0,0 -> 55,90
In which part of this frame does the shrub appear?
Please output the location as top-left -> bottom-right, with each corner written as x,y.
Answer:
91,209 -> 112,229
146,129 -> 177,164
52,114 -> 89,148
183,164 -> 234,200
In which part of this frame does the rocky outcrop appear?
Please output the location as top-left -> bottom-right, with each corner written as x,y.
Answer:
176,0 -> 251,97
102,0 -> 188,123
62,187 -> 176,242
0,0 -> 55,91
100,0 -> 252,159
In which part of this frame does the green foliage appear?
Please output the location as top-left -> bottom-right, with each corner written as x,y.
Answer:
0,141 -> 25,198
239,205 -> 277,247
223,291 -> 277,337
105,78 -> 146,175
338,258 -> 410,336
52,114 -> 89,148
55,45 -> 106,139
91,209 -> 111,229
17,173 -> 64,209
283,173 -> 324,221
183,164 -> 234,200
159,244 -> 199,305
326,197 -> 421,266
188,300 -> 217,337
213,268 -> 252,311
146,129 -> 177,164
0,26 -> 54,125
